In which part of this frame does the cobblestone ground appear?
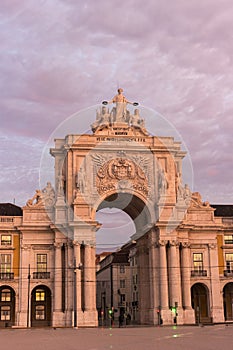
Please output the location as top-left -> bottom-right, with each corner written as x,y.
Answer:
0,325 -> 232,350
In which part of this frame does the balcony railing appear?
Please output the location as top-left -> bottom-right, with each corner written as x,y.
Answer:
191,270 -> 207,277
224,270 -> 233,277
33,272 -> 50,279
0,272 -> 14,280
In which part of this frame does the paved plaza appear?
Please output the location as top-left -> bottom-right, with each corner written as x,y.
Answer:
0,325 -> 232,350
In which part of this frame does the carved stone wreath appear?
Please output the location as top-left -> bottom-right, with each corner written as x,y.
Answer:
96,158 -> 148,197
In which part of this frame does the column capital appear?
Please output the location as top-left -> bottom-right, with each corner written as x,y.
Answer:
73,240 -> 81,247
84,241 -> 96,248
181,241 -> 190,249
54,242 -> 63,249
21,244 -> 31,251
157,239 -> 168,247
208,243 -> 217,249
169,240 -> 179,247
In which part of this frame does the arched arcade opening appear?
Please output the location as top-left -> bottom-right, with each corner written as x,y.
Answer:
31,285 -> 52,327
223,282 -> 233,321
0,285 -> 15,327
191,283 -> 211,324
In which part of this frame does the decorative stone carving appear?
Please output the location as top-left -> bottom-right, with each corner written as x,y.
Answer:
183,184 -> 192,201
96,157 -> 148,197
91,89 -> 148,135
190,192 -> 211,209
57,173 -> 65,197
26,183 -> 55,208
208,243 -> 217,249
91,106 -> 111,132
106,88 -> 135,122
54,242 -> 63,249
157,239 -> 168,247
42,182 -> 55,207
76,167 -> 86,193
180,242 -> 190,249
26,189 -> 44,207
169,240 -> 179,247
21,244 -> 31,251
158,168 -> 169,196
175,172 -> 184,199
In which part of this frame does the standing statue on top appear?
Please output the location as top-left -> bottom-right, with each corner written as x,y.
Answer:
102,88 -> 138,122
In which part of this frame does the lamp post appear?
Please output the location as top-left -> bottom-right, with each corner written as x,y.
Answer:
73,259 -> 77,328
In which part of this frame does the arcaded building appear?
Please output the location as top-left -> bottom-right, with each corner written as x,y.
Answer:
0,92 -> 233,327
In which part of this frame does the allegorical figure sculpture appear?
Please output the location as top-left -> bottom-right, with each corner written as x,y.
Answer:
91,88 -> 148,134
102,88 -> 138,122
26,183 -> 56,208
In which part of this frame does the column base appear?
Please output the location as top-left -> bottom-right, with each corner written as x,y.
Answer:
53,311 -> 66,327
212,307 -> 225,323
182,307 -> 195,325
76,309 -> 98,327
160,308 -> 175,325
18,311 -> 28,327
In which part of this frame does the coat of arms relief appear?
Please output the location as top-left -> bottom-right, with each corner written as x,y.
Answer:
94,156 -> 149,198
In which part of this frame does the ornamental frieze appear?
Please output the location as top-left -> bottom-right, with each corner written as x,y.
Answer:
96,157 -> 148,197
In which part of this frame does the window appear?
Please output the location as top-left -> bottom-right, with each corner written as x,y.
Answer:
35,290 -> 45,301
0,254 -> 11,273
120,265 -> 125,274
226,253 -> 233,272
120,279 -> 125,288
193,253 -> 203,271
0,306 -> 11,321
133,274 -> 138,285
1,235 -> 11,246
224,235 -> 233,244
37,254 -> 47,272
1,289 -> 11,302
35,305 -> 45,320
120,294 -> 125,303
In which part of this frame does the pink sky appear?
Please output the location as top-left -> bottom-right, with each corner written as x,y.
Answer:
1,0 -> 233,211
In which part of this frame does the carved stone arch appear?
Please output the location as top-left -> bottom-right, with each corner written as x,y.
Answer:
0,285 -> 16,327
95,157 -> 149,199
95,191 -> 152,234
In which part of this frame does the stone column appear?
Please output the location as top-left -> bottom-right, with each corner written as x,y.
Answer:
66,241 -> 73,325
181,243 -> 192,308
208,243 -> 224,323
82,243 -> 98,326
53,242 -> 64,326
169,240 -> 180,307
73,242 -> 82,312
138,243 -> 150,324
181,242 -> 195,324
148,240 -> 159,324
54,242 -> 62,311
18,244 -> 31,327
84,244 -> 95,311
159,240 -> 169,309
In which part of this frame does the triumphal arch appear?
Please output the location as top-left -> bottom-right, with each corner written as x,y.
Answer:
48,88 -> 203,327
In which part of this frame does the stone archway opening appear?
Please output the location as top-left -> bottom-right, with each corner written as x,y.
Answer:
31,285 -> 52,327
223,282 -> 233,321
96,208 -> 136,253
0,286 -> 15,327
97,192 -> 151,234
95,192 -> 152,326
191,283 -> 211,324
